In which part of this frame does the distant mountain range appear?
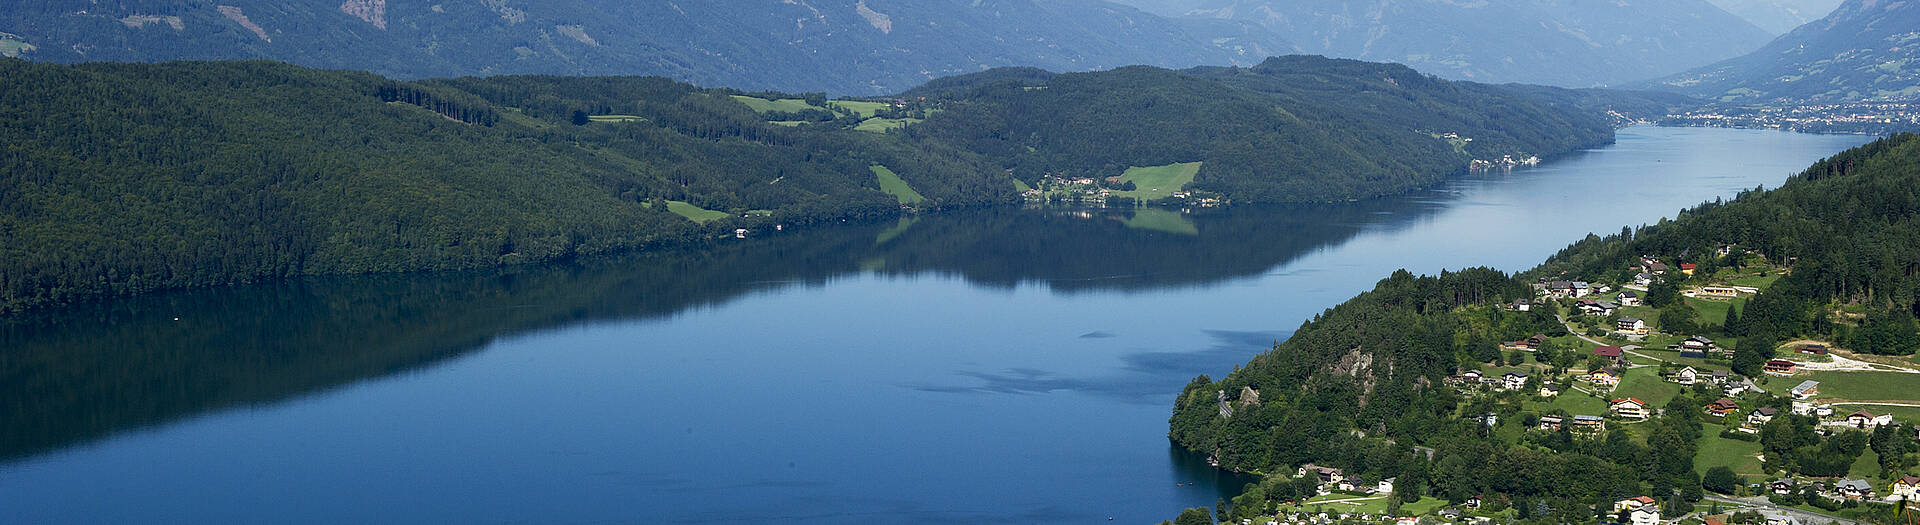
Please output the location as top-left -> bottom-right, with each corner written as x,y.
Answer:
0,0 -> 1296,96
1705,0 -> 1845,34
1651,0 -> 1920,103
1106,0 -> 1775,87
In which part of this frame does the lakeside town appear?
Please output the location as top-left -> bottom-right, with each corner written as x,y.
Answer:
1662,104 -> 1920,135
1221,245 -> 1920,525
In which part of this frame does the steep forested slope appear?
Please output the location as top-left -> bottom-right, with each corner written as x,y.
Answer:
0,0 -> 1293,95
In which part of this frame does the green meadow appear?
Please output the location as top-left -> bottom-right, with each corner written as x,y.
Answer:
1114,162 -> 1201,200
665,200 -> 730,223
871,165 -> 925,204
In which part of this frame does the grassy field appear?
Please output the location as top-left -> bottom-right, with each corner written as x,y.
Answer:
666,200 -> 730,223
1114,162 -> 1202,200
1695,423 -> 1765,476
0,38 -> 34,57
1763,371 -> 1920,401
1687,296 -> 1746,326
1727,272 -> 1784,289
1537,390 -> 1610,416
870,165 -> 925,204
854,117 -> 921,133
587,115 -> 643,122
1850,449 -> 1881,479
832,100 -> 891,118
1615,366 -> 1684,407
730,95 -> 819,114
1123,208 -> 1198,235
1013,178 -> 1033,192
1296,494 -> 1447,516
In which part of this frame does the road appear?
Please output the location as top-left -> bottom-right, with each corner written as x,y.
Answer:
1704,494 -> 1859,525
1558,313 -> 1663,367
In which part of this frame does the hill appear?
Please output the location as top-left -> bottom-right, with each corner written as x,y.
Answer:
910,57 -> 1647,202
1116,0 -> 1773,87
1166,134 -> 1920,523
1651,0 -> 1920,103
0,0 -> 1294,96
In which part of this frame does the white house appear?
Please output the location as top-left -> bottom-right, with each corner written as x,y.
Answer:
1790,380 -> 1820,400
1617,317 -> 1649,335
1503,371 -> 1529,391
1836,479 -> 1875,500
1629,506 -> 1660,525
1611,398 -> 1649,420
1376,477 -> 1396,495
1845,410 -> 1894,429
1892,475 -> 1920,500
1670,366 -> 1699,386
1616,290 -> 1642,307
1748,406 -> 1779,426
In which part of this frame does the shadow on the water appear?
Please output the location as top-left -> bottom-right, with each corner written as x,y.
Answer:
0,194 -> 1451,462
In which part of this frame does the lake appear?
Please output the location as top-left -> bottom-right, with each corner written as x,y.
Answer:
0,127 -> 1871,523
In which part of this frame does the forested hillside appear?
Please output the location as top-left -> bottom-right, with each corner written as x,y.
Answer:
0,59 -> 1005,314
910,57 -> 1627,202
0,56 -> 1639,314
1651,0 -> 1920,103
1168,134 -> 1920,523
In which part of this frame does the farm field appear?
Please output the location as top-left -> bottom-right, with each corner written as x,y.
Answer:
855,117 -> 920,133
1694,423 -> 1764,476
730,95 -> 819,114
1763,371 -> 1920,401
1114,162 -> 1201,200
833,100 -> 891,118
1685,296 -> 1745,326
871,165 -> 925,204
665,200 -> 730,223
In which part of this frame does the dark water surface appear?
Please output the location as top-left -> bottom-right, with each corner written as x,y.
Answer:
0,127 -> 1871,523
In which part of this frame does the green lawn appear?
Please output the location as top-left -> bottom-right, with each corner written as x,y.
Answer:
1763,371 -> 1920,401
1615,366 -> 1684,408
1123,208 -> 1198,235
1695,423 -> 1765,477
666,200 -> 730,223
870,165 -> 925,204
854,117 -> 921,133
1114,162 -> 1202,200
1012,178 -> 1033,192
730,95 -> 819,114
1850,449 -> 1881,479
1537,390 -> 1610,416
832,100 -> 891,118
1298,494 -> 1447,516
1687,296 -> 1746,326
1727,272 -> 1784,289
1863,405 -> 1920,425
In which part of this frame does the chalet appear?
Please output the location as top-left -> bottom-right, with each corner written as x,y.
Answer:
1790,380 -> 1820,399
1611,398 -> 1649,420
1648,262 -> 1670,274
1748,406 -> 1779,426
1508,298 -> 1534,312
1617,317 -> 1650,335
1299,464 -> 1345,484
1711,369 -> 1731,384
1617,290 -> 1642,307
1572,415 -> 1606,431
1726,379 -> 1759,396
1764,360 -> 1798,376
1681,263 -> 1698,275
1527,334 -> 1549,348
1770,479 -> 1797,496
1670,366 -> 1699,386
1629,506 -> 1660,525
1547,281 -> 1576,298
1575,298 -> 1617,316
1539,415 -> 1564,431
1572,281 -> 1592,297
1338,477 -> 1368,493
1614,496 -> 1656,512
1634,272 -> 1655,286
1892,475 -> 1920,500
1796,344 -> 1829,355
1539,383 -> 1566,397
1480,412 -> 1498,427
1705,398 -> 1740,418
1845,410 -> 1894,429
1679,336 -> 1716,357
1503,371 -> 1529,390
1836,479 -> 1875,500
1765,513 -> 1801,525
1594,345 -> 1625,365
1465,496 -> 1482,509
1461,370 -> 1483,383
1376,478 -> 1396,495
1589,368 -> 1621,388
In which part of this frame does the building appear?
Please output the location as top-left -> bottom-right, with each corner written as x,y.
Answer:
1539,383 -> 1566,397
1748,406 -> 1779,426
1629,506 -> 1660,525
1614,496 -> 1656,512
1705,398 -> 1740,418
1594,345 -> 1625,364
1764,360 -> 1798,376
1299,464 -> 1345,484
1617,290 -> 1642,307
1770,479 -> 1797,495
1893,475 -> 1920,500
1376,477 -> 1395,495
1611,398 -> 1649,420
1845,410 -> 1894,429
1572,415 -> 1606,431
1509,298 -> 1534,312
1539,415 -> 1564,431
1589,368 -> 1620,388
1796,344 -> 1829,355
1503,371 -> 1529,390
1679,335 -> 1716,356
1671,366 -> 1699,386
1790,380 -> 1820,399
1836,479 -> 1875,500
1681,263 -> 1698,275
1711,369 -> 1731,384
1617,317 -> 1649,335
1701,285 -> 1740,297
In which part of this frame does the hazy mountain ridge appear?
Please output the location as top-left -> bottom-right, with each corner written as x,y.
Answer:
1651,0 -> 1920,103
1706,0 -> 1845,34
1108,0 -> 1774,87
0,0 -> 1295,95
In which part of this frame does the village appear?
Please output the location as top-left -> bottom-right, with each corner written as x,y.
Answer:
1234,247 -> 1920,525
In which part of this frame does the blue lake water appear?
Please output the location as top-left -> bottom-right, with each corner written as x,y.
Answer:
0,127 -> 1872,523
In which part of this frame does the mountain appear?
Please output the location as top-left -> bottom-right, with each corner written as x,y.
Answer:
0,0 -> 1294,96
1705,0 -> 1845,34
1109,0 -> 1774,87
1651,0 -> 1920,103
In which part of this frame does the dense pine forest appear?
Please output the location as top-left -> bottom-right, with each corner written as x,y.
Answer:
0,56 -> 1654,314
1168,134 -> 1920,524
